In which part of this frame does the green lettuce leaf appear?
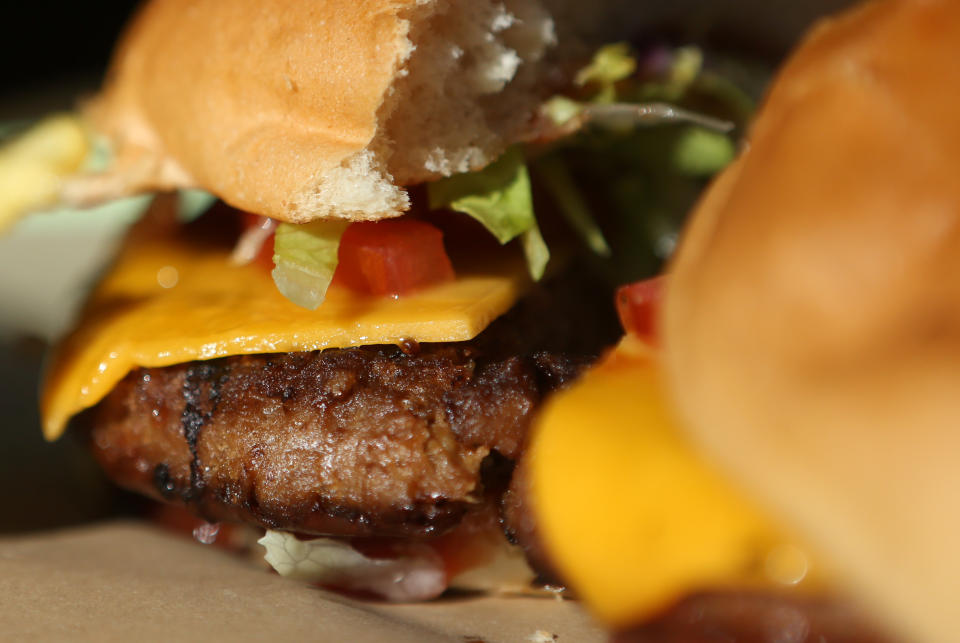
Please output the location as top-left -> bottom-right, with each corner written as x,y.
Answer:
271,220 -> 350,309
428,146 -> 548,280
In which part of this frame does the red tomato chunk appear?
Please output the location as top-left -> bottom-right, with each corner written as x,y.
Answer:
616,276 -> 664,343
335,219 -> 455,297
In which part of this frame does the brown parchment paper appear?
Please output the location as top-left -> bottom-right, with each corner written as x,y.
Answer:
0,520 -> 607,643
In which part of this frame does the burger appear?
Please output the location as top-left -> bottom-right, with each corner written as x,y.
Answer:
520,0 -> 960,641
17,0 -> 743,602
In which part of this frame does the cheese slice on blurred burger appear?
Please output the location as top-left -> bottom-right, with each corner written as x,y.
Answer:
528,335 -> 825,626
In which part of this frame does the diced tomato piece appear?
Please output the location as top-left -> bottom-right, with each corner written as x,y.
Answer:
335,219 -> 455,296
616,276 -> 664,343
240,211 -> 262,229
252,234 -> 275,271
239,212 -> 455,297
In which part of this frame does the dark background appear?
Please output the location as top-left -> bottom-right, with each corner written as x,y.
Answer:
0,0 -> 856,118
0,2 -> 141,117
0,1 -> 144,532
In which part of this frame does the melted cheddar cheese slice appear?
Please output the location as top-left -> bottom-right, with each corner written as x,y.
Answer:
42,219 -> 530,440
528,336 -> 823,627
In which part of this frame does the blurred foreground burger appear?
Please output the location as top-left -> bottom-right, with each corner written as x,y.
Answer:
523,0 -> 960,641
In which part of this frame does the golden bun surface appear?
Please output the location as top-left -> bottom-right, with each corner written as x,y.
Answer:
662,1 -> 960,641
75,0 -> 558,223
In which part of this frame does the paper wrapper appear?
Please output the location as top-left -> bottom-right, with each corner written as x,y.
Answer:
0,521 -> 606,642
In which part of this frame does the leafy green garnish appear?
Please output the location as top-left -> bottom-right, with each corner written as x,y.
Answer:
534,155 -> 610,256
622,46 -> 754,126
271,220 -> 350,309
668,127 -> 736,176
520,222 -> 550,282
545,45 -> 739,136
664,46 -> 703,101
575,42 -> 637,103
428,146 -> 548,280
542,96 -> 585,127
533,42 -> 762,284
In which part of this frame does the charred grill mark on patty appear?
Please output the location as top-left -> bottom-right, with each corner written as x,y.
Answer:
77,266 -> 622,538
180,362 -> 229,501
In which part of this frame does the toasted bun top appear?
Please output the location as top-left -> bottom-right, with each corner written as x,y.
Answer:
662,1 -> 960,640
74,0 -> 558,223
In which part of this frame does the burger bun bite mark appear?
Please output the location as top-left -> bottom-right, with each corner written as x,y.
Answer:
662,0 -> 960,640
67,0 -> 559,222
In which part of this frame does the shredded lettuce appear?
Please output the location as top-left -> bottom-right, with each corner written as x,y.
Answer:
271,220 -> 349,309
428,146 -> 548,280
259,530 -> 447,602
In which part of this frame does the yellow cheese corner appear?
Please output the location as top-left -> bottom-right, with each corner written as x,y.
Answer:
528,336 -> 823,627
42,225 -> 530,440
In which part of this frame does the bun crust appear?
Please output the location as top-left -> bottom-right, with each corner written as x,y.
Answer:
79,0 -> 558,223
662,1 -> 960,640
